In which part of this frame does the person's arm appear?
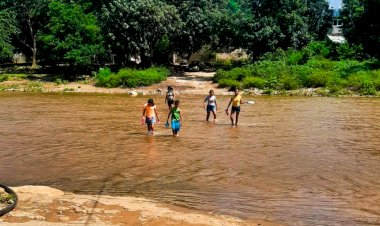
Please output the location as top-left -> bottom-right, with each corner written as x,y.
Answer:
142,107 -> 146,117
179,110 -> 182,124
215,99 -> 217,111
226,98 -> 232,111
154,108 -> 160,123
203,97 -> 207,109
240,95 -> 245,105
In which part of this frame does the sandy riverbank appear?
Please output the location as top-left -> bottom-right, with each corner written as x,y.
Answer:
0,72 -> 233,96
0,186 -> 281,226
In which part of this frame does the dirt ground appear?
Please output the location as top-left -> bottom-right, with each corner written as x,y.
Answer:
54,72 -> 231,95
0,186 -> 282,226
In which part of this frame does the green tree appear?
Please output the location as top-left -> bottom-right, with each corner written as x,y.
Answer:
235,0 -> 331,57
0,10 -> 18,60
341,0 -> 380,57
101,0 -> 182,66
1,0 -> 49,68
41,0 -> 104,66
167,0 -> 227,56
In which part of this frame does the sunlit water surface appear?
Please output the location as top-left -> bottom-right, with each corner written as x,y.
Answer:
1,92 -> 379,225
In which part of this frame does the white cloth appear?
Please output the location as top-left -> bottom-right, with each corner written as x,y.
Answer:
205,95 -> 216,106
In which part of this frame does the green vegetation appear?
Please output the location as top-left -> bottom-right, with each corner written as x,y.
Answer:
214,42 -> 380,96
95,67 -> 169,88
0,192 -> 15,204
0,0 -> 378,95
24,81 -> 43,92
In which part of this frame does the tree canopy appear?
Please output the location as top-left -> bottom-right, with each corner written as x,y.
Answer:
0,0 -> 377,66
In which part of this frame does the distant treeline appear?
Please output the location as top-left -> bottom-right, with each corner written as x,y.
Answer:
0,0 -> 379,69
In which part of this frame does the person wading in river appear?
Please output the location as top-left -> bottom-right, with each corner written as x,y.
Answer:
225,89 -> 245,127
142,99 -> 160,135
204,89 -> 217,122
165,86 -> 175,111
166,100 -> 182,136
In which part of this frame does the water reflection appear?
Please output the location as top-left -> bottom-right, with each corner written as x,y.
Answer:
0,93 -> 379,225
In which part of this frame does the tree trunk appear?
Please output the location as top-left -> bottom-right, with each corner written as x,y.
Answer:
31,49 -> 37,69
27,18 -> 38,69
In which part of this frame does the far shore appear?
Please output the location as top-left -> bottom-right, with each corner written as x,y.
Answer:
0,71 -> 378,97
0,186 -> 281,226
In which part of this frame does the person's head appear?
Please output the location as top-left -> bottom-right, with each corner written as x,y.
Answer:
168,86 -> 173,91
234,89 -> 239,96
147,98 -> 155,106
174,100 -> 180,107
209,90 -> 214,96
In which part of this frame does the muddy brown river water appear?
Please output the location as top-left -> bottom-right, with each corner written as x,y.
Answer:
0,92 -> 379,225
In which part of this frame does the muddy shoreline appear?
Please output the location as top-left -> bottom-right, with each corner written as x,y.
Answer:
0,186 -> 281,226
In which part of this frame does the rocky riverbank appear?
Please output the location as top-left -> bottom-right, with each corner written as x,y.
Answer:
0,186 -> 281,226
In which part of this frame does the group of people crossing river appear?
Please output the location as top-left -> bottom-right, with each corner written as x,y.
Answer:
142,86 -> 249,136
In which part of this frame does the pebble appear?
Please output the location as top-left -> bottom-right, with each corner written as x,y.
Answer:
128,91 -> 138,96
73,206 -> 86,213
58,216 -> 70,221
34,216 -> 46,221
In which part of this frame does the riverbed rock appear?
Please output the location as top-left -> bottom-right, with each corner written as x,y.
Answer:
128,91 -> 138,97
58,216 -> 70,221
33,215 -> 46,221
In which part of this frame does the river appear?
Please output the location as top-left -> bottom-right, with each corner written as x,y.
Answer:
0,92 -> 379,225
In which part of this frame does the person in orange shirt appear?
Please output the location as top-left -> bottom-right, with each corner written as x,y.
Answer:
225,89 -> 245,126
142,99 -> 160,134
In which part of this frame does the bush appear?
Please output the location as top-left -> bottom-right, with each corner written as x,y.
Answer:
218,78 -> 242,90
347,71 -> 377,95
243,77 -> 266,89
303,41 -> 330,59
214,67 -> 252,83
0,74 -> 9,82
95,68 -> 115,87
279,75 -> 300,90
95,67 -> 169,88
306,71 -> 336,88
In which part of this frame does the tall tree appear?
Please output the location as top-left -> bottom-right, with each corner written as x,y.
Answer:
1,0 -> 49,68
0,10 -> 18,61
341,0 -> 380,57
101,0 -> 182,66
167,0 -> 227,56
41,0 -> 104,66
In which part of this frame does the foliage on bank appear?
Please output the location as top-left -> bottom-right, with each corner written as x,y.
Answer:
95,67 -> 170,88
214,42 -> 380,95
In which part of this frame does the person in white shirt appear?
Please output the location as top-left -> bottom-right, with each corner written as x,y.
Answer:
203,90 -> 217,122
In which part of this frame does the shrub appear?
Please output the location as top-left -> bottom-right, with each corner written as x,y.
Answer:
279,75 -> 300,90
213,67 -> 252,83
306,71 -> 335,88
95,68 -> 115,87
243,77 -> 266,89
303,41 -> 330,59
55,78 -> 69,85
218,78 -> 241,90
347,71 -> 377,94
25,81 -> 43,92
336,43 -> 363,60
95,67 -> 169,88
286,50 -> 305,65
290,65 -> 313,87
0,74 -> 9,82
